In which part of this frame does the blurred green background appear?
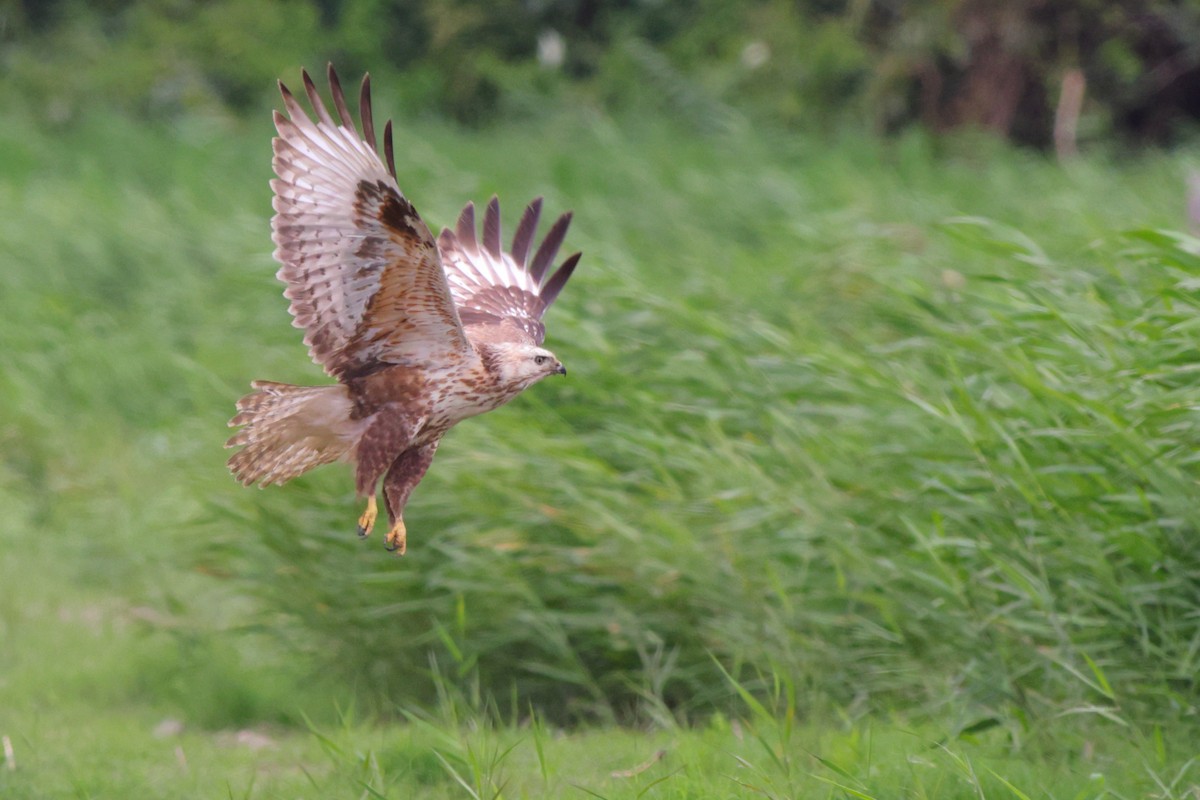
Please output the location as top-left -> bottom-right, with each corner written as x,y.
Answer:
7,0 -> 1200,140
3,1 -> 1200,797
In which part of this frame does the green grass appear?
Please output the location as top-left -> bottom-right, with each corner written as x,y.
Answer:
1,686 -> 1196,798
2,93 -> 1200,796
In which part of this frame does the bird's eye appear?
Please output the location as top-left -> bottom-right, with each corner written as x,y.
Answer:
534,355 -> 548,366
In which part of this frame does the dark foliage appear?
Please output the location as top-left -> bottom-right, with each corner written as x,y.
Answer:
4,0 -> 1200,143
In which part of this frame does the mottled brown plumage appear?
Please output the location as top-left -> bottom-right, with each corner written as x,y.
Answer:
227,65 -> 580,554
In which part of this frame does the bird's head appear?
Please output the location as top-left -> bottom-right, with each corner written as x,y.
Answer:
487,342 -> 566,390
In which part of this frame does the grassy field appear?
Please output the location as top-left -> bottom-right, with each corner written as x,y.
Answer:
2,91 -> 1200,797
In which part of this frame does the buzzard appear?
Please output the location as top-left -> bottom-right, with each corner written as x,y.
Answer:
226,66 -> 581,554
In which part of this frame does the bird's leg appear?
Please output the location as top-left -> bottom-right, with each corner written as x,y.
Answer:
382,439 -> 441,556
384,516 -> 407,554
356,494 -> 378,538
353,406 -> 423,546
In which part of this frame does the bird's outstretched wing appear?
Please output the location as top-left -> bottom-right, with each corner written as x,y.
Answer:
272,65 -> 470,380
437,197 -> 581,346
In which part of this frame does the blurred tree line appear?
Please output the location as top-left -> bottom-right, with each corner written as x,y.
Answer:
5,0 -> 1199,144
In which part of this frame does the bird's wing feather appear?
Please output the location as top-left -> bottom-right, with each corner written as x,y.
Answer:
271,65 -> 470,380
437,196 -> 581,346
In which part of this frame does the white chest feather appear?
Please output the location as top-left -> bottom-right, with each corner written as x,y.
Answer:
420,362 -> 524,436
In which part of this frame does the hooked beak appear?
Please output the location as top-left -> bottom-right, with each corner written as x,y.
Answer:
554,361 -> 567,376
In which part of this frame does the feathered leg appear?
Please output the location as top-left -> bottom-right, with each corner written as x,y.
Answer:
356,495 -> 377,538
354,405 -> 422,540
382,439 -> 441,555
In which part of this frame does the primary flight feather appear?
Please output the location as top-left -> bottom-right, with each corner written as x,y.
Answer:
226,65 -> 580,554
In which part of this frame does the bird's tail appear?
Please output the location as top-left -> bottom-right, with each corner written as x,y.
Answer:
226,380 -> 359,486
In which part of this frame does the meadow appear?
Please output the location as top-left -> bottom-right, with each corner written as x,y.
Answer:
1,91 -> 1199,797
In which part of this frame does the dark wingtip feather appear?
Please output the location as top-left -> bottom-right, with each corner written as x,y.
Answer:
456,202 -> 477,249
277,81 -> 309,128
301,69 -> 335,127
511,197 -> 543,268
360,74 -> 376,153
327,64 -> 355,129
278,80 -> 301,115
437,227 -> 458,254
483,195 -> 502,259
540,251 -> 581,309
383,119 -> 397,178
529,211 -> 573,284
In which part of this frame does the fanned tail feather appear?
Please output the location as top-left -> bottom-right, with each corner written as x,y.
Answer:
226,380 -> 359,486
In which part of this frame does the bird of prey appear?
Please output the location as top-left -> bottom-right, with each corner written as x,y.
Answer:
226,65 -> 581,554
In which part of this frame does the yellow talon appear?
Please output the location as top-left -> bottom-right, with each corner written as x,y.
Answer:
357,496 -> 377,538
384,518 -> 407,555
